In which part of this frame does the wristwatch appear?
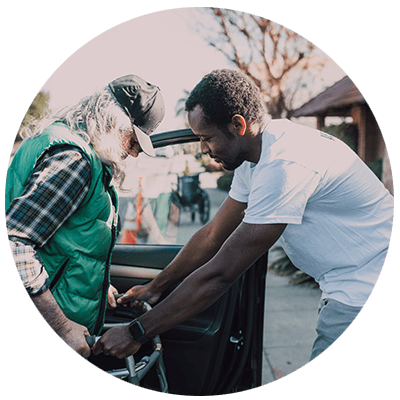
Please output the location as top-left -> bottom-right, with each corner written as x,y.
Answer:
128,319 -> 149,344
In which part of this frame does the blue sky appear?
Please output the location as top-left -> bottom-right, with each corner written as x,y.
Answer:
40,8 -> 346,131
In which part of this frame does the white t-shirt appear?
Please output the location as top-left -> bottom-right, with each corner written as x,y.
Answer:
229,119 -> 394,307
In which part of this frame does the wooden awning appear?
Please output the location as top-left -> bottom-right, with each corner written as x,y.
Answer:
292,76 -> 365,118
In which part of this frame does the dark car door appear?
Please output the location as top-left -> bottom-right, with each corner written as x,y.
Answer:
88,129 -> 268,395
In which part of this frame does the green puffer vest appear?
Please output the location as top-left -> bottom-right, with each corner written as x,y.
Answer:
6,122 -> 118,335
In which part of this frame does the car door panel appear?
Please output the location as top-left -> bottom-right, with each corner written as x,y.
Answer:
98,243 -> 267,395
108,243 -> 237,346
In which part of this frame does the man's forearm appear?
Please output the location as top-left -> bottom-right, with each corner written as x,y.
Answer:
140,223 -> 286,338
150,224 -> 223,292
150,197 -> 247,294
31,289 -> 91,357
31,289 -> 73,338
140,248 -> 236,338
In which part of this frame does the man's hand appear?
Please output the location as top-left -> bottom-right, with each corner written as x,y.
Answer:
117,282 -> 161,307
107,284 -> 119,309
61,319 -> 91,358
92,326 -> 141,359
31,289 -> 91,357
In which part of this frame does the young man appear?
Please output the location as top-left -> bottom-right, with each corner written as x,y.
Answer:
6,74 -> 164,357
93,69 -> 393,361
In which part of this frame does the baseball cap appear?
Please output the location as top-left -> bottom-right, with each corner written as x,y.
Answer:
108,74 -> 165,157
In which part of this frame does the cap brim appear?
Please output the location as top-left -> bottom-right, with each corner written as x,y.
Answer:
133,125 -> 156,157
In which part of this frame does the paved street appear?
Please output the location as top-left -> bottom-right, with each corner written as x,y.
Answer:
262,271 -> 321,384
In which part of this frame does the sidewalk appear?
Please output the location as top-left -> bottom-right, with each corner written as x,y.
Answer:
262,271 -> 321,384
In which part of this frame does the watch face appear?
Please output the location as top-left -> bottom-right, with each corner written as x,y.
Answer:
129,320 -> 149,344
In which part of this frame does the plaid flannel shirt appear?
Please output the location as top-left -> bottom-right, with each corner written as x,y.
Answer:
7,145 -> 92,295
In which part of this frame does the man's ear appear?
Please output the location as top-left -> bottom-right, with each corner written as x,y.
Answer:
231,114 -> 246,136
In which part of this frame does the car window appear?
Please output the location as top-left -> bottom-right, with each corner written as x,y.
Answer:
116,142 -> 228,245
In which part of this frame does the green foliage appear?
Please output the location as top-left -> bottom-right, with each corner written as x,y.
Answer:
322,122 -> 358,152
268,244 -> 318,287
322,122 -> 383,179
18,91 -> 50,139
217,172 -> 234,192
366,159 -> 383,179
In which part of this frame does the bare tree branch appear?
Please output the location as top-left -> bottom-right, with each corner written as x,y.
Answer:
197,8 -> 330,118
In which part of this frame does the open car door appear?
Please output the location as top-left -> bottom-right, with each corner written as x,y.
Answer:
88,130 -> 268,395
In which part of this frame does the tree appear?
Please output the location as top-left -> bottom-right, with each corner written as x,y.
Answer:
175,89 -> 190,127
197,8 -> 330,118
18,91 -> 50,140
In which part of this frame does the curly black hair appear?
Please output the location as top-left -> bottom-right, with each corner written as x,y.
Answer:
185,69 -> 267,127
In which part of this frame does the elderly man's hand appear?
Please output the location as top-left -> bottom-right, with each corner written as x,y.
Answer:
92,326 -> 141,359
107,285 -> 119,309
62,319 -> 92,358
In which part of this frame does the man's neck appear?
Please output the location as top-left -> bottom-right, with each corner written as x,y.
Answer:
246,119 -> 269,164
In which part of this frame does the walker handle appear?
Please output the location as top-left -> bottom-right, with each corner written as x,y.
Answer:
86,335 -> 98,347
85,297 -> 150,348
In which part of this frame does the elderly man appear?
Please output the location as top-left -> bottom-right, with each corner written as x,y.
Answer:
93,69 -> 393,361
6,74 -> 164,357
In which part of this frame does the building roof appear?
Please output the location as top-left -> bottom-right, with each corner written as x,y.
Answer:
292,75 -> 365,117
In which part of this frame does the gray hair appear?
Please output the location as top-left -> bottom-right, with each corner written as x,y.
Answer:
25,87 -> 132,188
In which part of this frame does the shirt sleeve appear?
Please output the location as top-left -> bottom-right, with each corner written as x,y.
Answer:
8,238 -> 50,296
228,165 -> 251,203
6,145 -> 92,295
243,159 -> 320,225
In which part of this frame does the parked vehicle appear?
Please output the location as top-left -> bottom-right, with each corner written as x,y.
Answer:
88,129 -> 268,395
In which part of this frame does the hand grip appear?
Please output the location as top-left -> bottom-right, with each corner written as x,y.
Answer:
85,335 -> 98,347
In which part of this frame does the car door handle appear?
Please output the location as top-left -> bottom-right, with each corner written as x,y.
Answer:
229,335 -> 243,344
